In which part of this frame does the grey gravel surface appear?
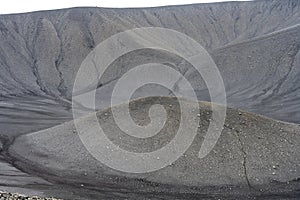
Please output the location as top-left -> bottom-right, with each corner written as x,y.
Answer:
0,0 -> 299,123
0,0 -> 299,199
0,191 -> 62,200
9,97 -> 300,199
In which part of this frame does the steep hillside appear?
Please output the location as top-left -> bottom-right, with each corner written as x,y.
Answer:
0,0 -> 299,101
213,25 -> 300,123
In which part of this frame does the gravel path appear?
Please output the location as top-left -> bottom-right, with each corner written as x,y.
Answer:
0,191 -> 62,200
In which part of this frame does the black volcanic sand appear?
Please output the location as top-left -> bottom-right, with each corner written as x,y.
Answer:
6,97 -> 300,199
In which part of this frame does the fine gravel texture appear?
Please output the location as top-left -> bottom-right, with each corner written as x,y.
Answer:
0,0 -> 299,123
9,97 -> 300,199
0,0 -> 299,199
0,191 -> 62,200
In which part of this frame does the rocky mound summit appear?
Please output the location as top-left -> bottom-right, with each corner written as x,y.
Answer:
9,97 -> 300,199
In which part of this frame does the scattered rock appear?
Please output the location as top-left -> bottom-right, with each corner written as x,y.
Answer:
0,191 -> 63,200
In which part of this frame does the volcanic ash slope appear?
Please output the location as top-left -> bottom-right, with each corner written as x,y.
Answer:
9,97 -> 300,191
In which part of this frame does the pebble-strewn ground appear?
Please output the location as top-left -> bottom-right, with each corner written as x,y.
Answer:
0,1 -> 300,199
0,191 -> 62,200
